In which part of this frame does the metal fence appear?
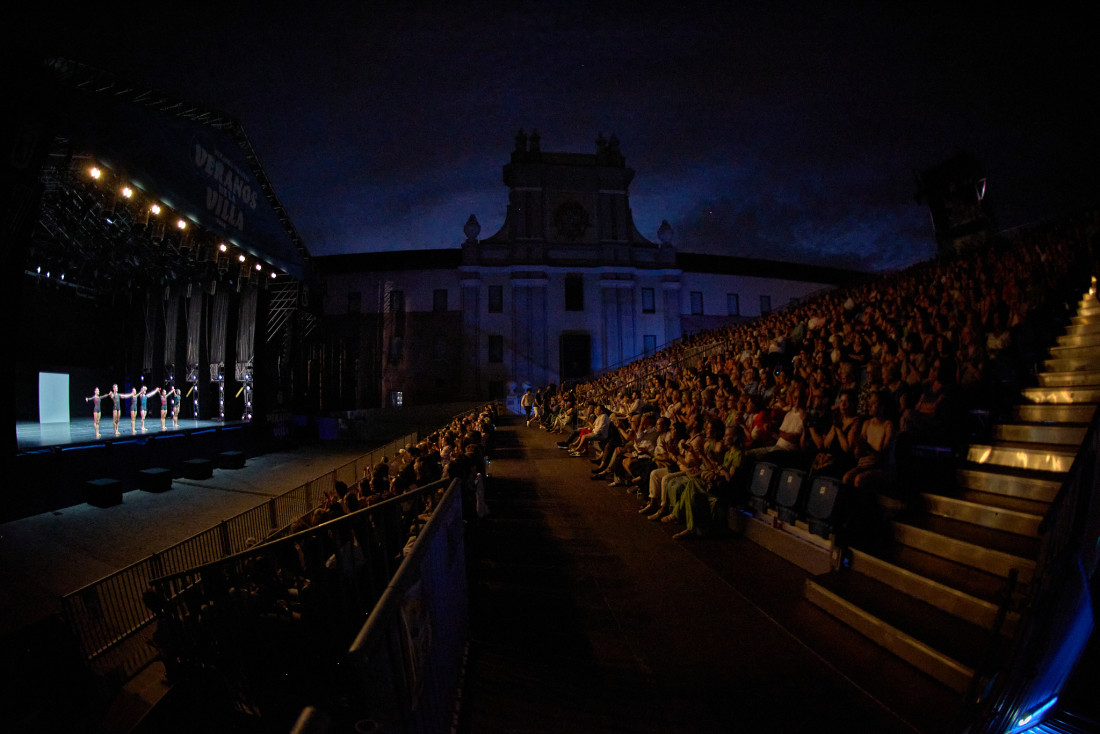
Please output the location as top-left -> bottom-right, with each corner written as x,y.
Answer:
60,431 -> 417,683
148,477 -> 461,728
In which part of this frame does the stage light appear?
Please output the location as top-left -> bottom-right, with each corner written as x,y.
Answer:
176,219 -> 187,230
122,187 -> 133,198
219,243 -> 227,252
90,167 -> 101,179
238,254 -> 246,263
150,204 -> 161,215
255,263 -> 262,271
36,266 -> 41,274
269,271 -> 276,279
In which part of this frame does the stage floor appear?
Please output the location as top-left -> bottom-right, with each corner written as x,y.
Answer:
16,416 -> 246,451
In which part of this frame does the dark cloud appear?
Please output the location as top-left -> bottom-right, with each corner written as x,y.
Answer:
11,3 -> 1099,270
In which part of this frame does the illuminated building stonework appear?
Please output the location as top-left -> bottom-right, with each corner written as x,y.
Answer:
315,134 -> 856,410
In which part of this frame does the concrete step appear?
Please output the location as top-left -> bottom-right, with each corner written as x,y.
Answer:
1021,385 -> 1100,405
920,492 -> 1043,538
1012,403 -> 1098,424
966,441 -> 1076,474
1048,344 -> 1100,361
992,423 -> 1088,446
1064,321 -> 1100,336
847,548 -> 1020,634
1036,370 -> 1100,388
891,520 -> 1037,584
1043,357 -> 1100,373
952,487 -> 1054,517
955,467 -> 1061,504
1055,333 -> 1100,348
805,573 -> 1003,692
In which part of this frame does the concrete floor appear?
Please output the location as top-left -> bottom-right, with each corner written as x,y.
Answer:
1,419 -> 964,733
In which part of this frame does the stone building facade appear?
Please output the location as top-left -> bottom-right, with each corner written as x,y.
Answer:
314,133 -> 856,411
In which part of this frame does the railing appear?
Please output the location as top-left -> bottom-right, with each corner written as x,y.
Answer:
59,431 -> 417,682
964,381 -> 1100,731
149,476 -> 461,729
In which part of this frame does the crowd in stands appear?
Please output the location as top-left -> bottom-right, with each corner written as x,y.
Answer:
144,404 -> 498,692
528,212 -> 1098,546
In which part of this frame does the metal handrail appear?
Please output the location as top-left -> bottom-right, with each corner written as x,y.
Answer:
59,431 -> 416,679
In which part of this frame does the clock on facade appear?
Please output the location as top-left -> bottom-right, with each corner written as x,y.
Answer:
553,200 -> 590,241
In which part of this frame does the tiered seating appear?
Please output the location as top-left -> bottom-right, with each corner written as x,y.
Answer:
804,286 -> 1098,692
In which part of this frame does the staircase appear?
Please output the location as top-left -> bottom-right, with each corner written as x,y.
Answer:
805,286 -> 1100,694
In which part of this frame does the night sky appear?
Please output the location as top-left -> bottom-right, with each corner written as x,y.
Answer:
10,3 -> 1099,272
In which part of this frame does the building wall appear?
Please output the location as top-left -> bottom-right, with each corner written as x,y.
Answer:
319,262 -> 836,408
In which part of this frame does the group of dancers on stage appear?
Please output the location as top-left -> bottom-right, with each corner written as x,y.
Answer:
85,384 -> 182,438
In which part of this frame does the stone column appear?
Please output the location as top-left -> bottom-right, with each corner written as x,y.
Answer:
460,275 -> 481,399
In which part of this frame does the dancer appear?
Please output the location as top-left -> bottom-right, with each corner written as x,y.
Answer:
121,386 -> 139,433
167,385 -> 182,428
106,384 -> 123,436
157,385 -> 171,429
84,387 -> 103,438
139,386 -> 161,432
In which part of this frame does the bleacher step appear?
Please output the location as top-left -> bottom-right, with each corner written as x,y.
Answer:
890,520 -> 1037,583
1043,357 -> 1100,373
1064,321 -> 1100,336
867,542 -> 1016,612
805,573 -> 999,692
966,441 -> 1076,474
900,513 -> 1041,560
1012,403 -> 1098,424
952,487 -> 1053,518
847,548 -> 1019,634
992,423 -> 1087,446
955,467 -> 1062,504
1048,344 -> 1100,361
920,493 -> 1043,537
1037,370 -> 1100,388
1055,333 -> 1100,348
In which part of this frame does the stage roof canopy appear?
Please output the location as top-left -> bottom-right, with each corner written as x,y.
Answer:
29,58 -> 311,294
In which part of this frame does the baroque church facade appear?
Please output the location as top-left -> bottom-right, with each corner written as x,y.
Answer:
314,132 -> 856,411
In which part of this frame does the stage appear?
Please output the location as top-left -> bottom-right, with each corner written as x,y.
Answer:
16,416 -> 249,452
9,416 -> 265,522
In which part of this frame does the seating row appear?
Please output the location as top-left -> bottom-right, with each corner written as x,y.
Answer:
745,461 -> 843,540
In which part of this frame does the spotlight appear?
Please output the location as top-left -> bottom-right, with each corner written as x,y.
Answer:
219,243 -> 228,252
255,263 -> 262,271
176,219 -> 187,230
150,204 -> 161,215
90,167 -> 101,179
238,254 -> 246,263
122,187 -> 133,198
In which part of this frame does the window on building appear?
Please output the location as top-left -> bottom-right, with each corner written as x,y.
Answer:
388,290 -> 405,337
643,334 -> 657,355
388,390 -> 404,408
642,287 -> 655,313
727,293 -> 740,316
488,334 -> 504,363
433,288 -> 448,312
387,336 -> 403,365
565,275 -> 584,311
760,295 -> 772,315
690,291 -> 704,316
488,285 -> 503,313
347,291 -> 361,314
